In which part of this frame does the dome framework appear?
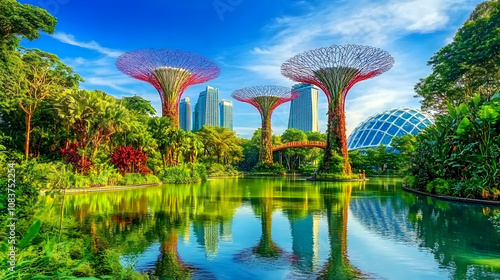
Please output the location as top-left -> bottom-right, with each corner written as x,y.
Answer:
348,107 -> 433,150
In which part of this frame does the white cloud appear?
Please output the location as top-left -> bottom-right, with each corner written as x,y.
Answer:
51,32 -> 123,58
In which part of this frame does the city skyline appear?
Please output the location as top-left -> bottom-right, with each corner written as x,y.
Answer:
179,97 -> 192,132
193,86 -> 219,130
18,0 -> 483,138
288,83 -> 319,133
220,99 -> 233,130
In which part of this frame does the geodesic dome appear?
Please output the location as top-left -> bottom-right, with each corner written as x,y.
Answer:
347,108 -> 433,150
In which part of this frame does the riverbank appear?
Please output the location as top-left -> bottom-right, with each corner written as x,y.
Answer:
40,182 -> 163,195
402,184 -> 500,206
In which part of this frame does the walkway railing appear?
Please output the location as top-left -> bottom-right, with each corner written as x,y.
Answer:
272,140 -> 326,151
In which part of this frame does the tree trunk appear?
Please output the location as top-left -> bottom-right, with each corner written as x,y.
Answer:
24,113 -> 32,160
323,98 -> 352,175
259,115 -> 273,164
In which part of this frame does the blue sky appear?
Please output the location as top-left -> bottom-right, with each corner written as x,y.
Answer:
21,0 -> 482,138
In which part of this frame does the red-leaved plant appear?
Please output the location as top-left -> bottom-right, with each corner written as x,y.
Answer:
111,146 -> 151,175
61,141 -> 93,173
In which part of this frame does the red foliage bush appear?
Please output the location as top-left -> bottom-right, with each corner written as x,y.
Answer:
111,146 -> 151,175
61,142 -> 93,173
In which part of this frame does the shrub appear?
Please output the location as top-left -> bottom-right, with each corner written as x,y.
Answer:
111,146 -> 151,175
298,163 -> 316,175
159,165 -> 192,184
191,163 -> 207,181
403,175 -> 417,188
425,178 -> 450,195
61,141 -> 93,174
119,173 -> 158,186
252,162 -> 286,175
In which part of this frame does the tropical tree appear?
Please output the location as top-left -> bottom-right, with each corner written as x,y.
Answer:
196,126 -> 243,165
281,128 -> 307,171
148,116 -> 172,167
415,0 -> 500,112
410,93 -> 500,198
56,90 -> 128,165
12,49 -> 81,159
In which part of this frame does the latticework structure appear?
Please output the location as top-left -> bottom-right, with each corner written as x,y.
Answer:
116,48 -> 220,128
348,108 -> 433,150
281,45 -> 394,174
232,86 -> 299,163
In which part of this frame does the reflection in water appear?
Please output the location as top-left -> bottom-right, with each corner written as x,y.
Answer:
37,178 -> 500,279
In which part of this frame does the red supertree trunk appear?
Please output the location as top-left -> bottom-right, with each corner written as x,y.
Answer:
281,45 -> 394,175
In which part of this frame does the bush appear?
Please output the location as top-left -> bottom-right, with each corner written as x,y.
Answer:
252,162 -> 286,175
119,173 -> 159,186
191,163 -> 207,181
206,163 -> 239,176
158,164 -> 208,184
319,151 -> 345,174
111,146 -> 151,175
425,178 -> 450,195
61,141 -> 93,174
403,175 -> 417,188
297,163 -> 316,175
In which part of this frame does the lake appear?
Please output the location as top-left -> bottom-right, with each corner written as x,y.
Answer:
42,177 -> 500,279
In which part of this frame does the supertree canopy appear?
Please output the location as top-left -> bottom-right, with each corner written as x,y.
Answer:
232,86 -> 299,164
116,48 -> 220,128
281,44 -> 394,174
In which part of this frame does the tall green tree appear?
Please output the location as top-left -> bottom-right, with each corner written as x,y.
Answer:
13,49 -> 81,159
415,0 -> 500,112
0,0 -> 57,104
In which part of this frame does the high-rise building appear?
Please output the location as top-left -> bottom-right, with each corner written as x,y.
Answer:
193,86 -> 219,130
288,83 -> 319,132
179,97 -> 191,131
219,99 -> 233,130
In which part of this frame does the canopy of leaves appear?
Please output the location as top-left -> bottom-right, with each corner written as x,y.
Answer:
415,0 -> 500,112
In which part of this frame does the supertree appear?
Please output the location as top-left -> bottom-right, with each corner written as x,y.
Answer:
116,48 -> 220,128
281,45 -> 394,174
232,86 -> 299,164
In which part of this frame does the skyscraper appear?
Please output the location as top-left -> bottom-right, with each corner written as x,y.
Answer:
219,99 -> 233,130
179,97 -> 191,131
288,83 -> 319,132
193,86 -> 219,130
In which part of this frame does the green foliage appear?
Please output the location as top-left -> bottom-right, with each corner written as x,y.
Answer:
411,94 -> 500,198
415,0 -> 500,112
0,0 -> 57,41
121,95 -> 156,116
320,150 -> 346,174
297,163 -> 316,175
403,175 -> 417,188
425,178 -> 450,195
252,162 -> 286,175
120,173 -> 160,186
314,172 -> 359,180
158,163 -> 206,184
206,163 -> 239,176
196,126 -> 243,165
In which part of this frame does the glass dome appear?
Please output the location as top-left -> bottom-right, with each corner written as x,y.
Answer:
347,107 -> 433,150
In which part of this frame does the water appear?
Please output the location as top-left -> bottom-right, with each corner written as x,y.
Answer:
43,177 -> 500,279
